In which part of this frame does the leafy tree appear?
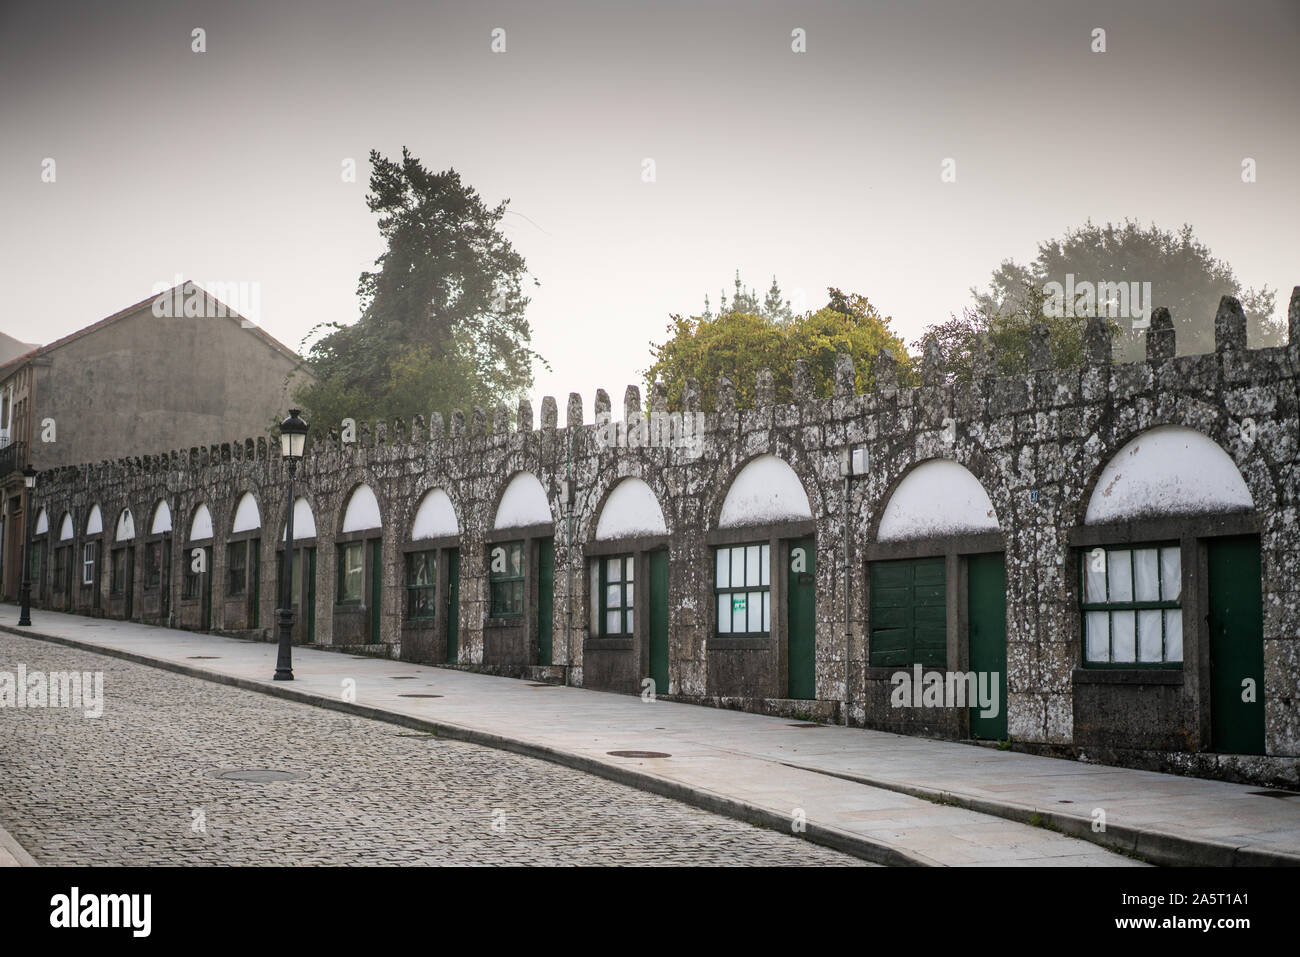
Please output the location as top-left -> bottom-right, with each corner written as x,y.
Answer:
646,287 -> 913,411
920,220 -> 1282,378
295,148 -> 545,431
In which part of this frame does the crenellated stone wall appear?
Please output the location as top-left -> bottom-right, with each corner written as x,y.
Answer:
27,292 -> 1300,786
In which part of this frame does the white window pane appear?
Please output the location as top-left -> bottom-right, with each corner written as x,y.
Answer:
732,548 -> 745,587
1108,550 -> 1132,602
1111,611 -> 1136,662
1164,610 -> 1183,662
730,592 -> 747,632
625,558 -> 633,582
606,610 -> 622,635
748,590 -> 763,632
1160,547 -> 1181,602
1085,611 -> 1110,662
606,585 -> 622,609
625,609 -> 634,634
761,545 -> 770,586
625,582 -> 634,607
717,594 -> 731,632
606,557 -> 622,582
1137,610 -> 1163,662
716,549 -> 729,588
1084,552 -> 1107,603
1134,549 -> 1159,602
762,592 -> 770,633
746,545 -> 760,587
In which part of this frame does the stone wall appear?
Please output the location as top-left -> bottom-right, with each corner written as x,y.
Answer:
27,292 -> 1300,786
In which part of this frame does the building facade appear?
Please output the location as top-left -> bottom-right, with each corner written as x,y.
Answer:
0,282 -> 311,601
26,293 -> 1300,787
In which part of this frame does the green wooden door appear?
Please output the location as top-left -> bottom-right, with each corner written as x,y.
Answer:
368,538 -> 382,643
124,547 -> 134,620
201,546 -> 212,630
305,547 -> 316,643
446,547 -> 459,664
967,553 -> 1007,740
537,538 -> 554,665
869,557 -> 946,668
648,550 -> 669,695
1208,536 -> 1265,755
787,538 -> 816,699
249,539 -> 260,629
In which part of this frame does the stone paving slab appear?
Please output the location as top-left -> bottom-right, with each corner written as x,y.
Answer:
7,608 -> 1288,865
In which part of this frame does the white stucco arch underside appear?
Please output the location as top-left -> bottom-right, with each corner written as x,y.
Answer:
596,478 -> 668,540
231,493 -> 261,533
59,513 -> 73,540
115,509 -> 135,542
282,497 -> 317,541
35,509 -> 48,535
342,485 -> 382,532
86,505 -> 103,535
1085,426 -> 1253,524
190,504 -> 213,540
151,501 -> 172,534
495,473 -> 551,530
412,489 -> 459,539
877,459 -> 999,542
719,454 -> 813,528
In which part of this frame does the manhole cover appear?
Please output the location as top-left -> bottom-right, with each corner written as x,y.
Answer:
390,676 -> 418,679
397,693 -> 443,698
606,750 -> 671,759
187,656 -> 221,659
528,683 -> 559,688
1247,789 -> 1300,798
210,769 -> 301,783
788,723 -> 822,728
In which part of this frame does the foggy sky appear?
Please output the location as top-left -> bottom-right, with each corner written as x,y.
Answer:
1,0 -> 1296,418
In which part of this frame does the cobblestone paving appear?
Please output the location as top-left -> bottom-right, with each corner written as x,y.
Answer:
0,634 -> 863,866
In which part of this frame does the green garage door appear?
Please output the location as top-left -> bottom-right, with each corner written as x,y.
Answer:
869,557 -> 945,668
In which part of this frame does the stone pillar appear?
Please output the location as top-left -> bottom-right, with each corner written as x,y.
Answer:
1145,307 -> 1176,362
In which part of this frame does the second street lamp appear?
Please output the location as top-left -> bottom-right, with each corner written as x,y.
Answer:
18,464 -> 36,627
273,410 -> 308,681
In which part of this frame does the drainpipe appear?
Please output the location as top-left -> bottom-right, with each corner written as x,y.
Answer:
844,473 -> 851,727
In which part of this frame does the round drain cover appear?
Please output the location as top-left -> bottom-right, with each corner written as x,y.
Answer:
606,750 -> 671,759
397,693 -> 443,698
210,769 -> 300,783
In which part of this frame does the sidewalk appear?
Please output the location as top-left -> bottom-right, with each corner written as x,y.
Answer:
3,608 -> 1298,866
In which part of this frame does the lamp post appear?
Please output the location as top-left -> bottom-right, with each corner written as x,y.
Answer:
18,464 -> 36,627
273,410 -> 308,681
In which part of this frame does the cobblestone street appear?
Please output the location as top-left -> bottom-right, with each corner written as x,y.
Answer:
0,633 -> 861,866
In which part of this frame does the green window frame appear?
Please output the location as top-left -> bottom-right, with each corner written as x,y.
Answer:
1080,543 -> 1182,667
597,554 -> 635,636
489,541 -> 524,618
405,550 -> 437,620
55,545 -> 71,591
144,541 -> 161,590
337,541 -> 363,604
82,541 -> 97,585
227,540 -> 247,597
868,557 -> 946,669
715,543 -> 770,636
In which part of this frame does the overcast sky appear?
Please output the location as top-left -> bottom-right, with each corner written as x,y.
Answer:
2,0 -> 1297,419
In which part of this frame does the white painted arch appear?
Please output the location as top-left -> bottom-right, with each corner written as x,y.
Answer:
190,504 -> 213,541
86,504 -> 103,536
596,478 -> 668,540
1085,426 -> 1253,525
282,497 -> 317,541
719,454 -> 812,528
58,513 -> 73,541
231,492 -> 261,533
412,489 -> 459,540
341,484 -> 382,532
115,508 -> 135,542
35,508 -> 48,536
494,472 -> 551,530
878,459 -> 999,542
150,500 -> 172,535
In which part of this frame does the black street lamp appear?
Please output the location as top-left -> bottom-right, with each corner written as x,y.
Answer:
17,464 -> 36,627
273,410 -> 308,681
